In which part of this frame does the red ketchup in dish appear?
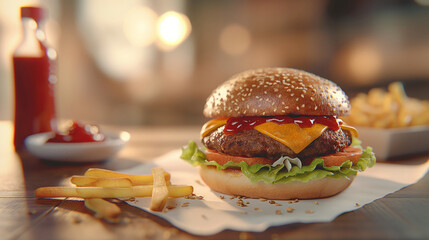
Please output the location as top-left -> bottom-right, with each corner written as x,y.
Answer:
47,121 -> 105,143
224,116 -> 341,135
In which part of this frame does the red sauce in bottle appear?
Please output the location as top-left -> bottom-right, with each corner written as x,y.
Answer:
224,116 -> 341,135
13,7 -> 57,151
47,122 -> 105,143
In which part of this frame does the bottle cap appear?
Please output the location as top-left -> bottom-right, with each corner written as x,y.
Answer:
21,7 -> 45,22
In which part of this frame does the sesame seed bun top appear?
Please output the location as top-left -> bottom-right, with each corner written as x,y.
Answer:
203,67 -> 350,118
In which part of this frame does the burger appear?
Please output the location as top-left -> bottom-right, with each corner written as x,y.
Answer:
181,68 -> 375,200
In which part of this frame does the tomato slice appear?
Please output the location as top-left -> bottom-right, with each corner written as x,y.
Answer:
205,146 -> 362,168
205,149 -> 273,166
317,146 -> 362,167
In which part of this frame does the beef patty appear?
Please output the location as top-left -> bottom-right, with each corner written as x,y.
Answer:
202,126 -> 352,160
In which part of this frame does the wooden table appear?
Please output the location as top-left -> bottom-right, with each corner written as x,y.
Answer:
1,121 -> 428,240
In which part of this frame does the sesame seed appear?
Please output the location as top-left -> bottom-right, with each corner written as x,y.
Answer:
166,206 -> 176,210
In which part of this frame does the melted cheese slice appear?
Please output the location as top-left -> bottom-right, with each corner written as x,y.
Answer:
340,124 -> 358,138
200,118 -> 359,154
255,122 -> 327,153
201,118 -> 228,137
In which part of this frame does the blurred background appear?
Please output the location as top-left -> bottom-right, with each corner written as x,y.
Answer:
1,0 -> 429,126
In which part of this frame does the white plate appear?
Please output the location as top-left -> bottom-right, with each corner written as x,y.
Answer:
25,131 -> 130,162
356,125 -> 429,160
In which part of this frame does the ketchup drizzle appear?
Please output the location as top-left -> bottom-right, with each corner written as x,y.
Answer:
223,116 -> 341,135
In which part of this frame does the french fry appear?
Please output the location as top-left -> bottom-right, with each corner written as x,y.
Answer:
35,186 -> 79,198
388,82 -> 407,105
84,198 -> 121,223
367,88 -> 386,107
164,185 -> 194,197
35,167 -> 194,221
35,185 -> 193,199
71,176 -> 133,188
84,168 -> 171,185
150,167 -> 169,211
343,81 -> 429,128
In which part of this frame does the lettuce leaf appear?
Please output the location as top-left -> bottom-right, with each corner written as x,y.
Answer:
180,140 -> 376,184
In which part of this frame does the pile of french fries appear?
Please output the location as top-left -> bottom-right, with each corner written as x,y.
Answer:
343,82 -> 429,128
35,167 -> 193,222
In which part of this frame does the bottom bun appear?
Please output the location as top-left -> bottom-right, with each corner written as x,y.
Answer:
199,165 -> 355,200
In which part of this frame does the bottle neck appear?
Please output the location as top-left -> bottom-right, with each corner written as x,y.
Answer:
14,17 -> 46,57
22,17 -> 46,42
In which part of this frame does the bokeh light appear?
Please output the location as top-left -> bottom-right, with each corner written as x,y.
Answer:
219,23 -> 251,56
123,6 -> 158,48
156,11 -> 191,51
346,39 -> 382,84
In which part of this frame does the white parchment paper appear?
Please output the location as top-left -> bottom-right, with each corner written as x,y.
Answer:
123,150 -> 429,236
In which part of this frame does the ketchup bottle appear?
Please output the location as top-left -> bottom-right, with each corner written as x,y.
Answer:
12,7 -> 57,151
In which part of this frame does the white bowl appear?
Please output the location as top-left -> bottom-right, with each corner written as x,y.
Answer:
356,125 -> 429,160
25,131 -> 130,162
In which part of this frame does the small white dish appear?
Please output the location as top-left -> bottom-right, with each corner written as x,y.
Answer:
356,125 -> 429,160
25,131 -> 130,162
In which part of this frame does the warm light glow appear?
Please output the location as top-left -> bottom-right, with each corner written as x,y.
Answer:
123,6 -> 158,47
156,11 -> 191,51
219,23 -> 251,56
47,48 -> 57,60
347,39 -> 382,84
415,0 -> 429,6
119,131 -> 131,142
